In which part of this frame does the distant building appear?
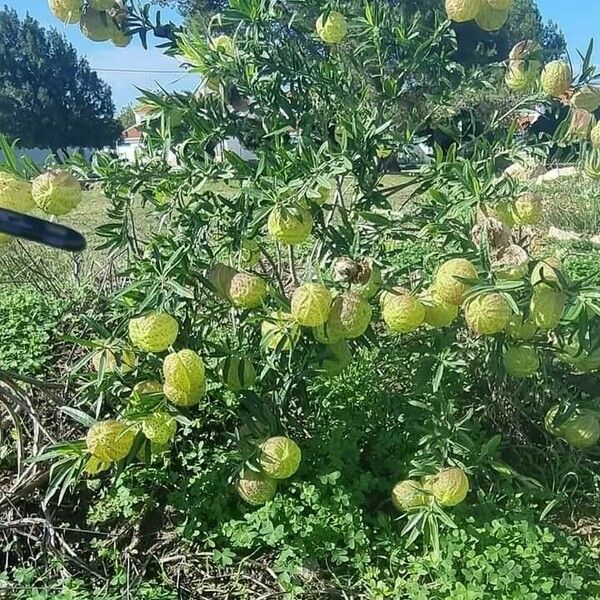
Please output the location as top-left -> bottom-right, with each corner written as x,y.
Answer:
115,84 -> 257,163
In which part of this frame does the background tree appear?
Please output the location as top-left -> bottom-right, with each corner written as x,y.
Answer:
0,7 -> 120,151
118,104 -> 137,130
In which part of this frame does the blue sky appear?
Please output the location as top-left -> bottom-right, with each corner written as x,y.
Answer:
5,0 -> 195,110
4,1 -> 599,111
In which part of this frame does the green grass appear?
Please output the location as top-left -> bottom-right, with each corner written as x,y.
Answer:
539,175 -> 600,235
0,188 -> 142,293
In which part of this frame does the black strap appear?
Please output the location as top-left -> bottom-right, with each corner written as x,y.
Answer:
0,208 -> 87,252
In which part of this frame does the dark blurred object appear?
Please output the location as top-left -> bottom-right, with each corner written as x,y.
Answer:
0,208 -> 86,252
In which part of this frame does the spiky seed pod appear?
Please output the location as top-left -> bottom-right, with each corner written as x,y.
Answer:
425,467 -> 469,507
80,8 -> 116,42
352,259 -> 382,299
530,257 -> 564,289
590,123 -> 600,148
545,406 -> 600,449
236,470 -> 278,505
571,85 -> 600,112
49,0 -> 83,24
31,169 -> 82,215
540,60 -> 572,98
0,172 -> 34,213
267,205 -> 313,245
382,293 -> 426,333
530,288 -> 566,330
315,11 -> 347,44
228,273 -> 267,309
259,436 -> 302,479
86,420 -> 135,462
332,257 -> 360,283
566,109 -> 596,142
475,4 -> 509,31
290,283 -> 332,327
162,349 -> 206,407
464,293 -> 511,335
391,480 -> 429,512
241,239 -> 260,268
445,0 -> 479,22
513,191 -> 542,225
421,288 -> 458,328
434,259 -> 478,305
327,292 -> 372,338
207,263 -> 237,300
128,312 -> 179,353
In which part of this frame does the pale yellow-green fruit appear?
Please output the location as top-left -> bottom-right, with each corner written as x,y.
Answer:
290,283 -> 332,327
261,311 -> 299,351
162,349 -> 206,407
220,357 -> 256,391
128,312 -> 179,353
571,85 -> 600,112
505,62 -> 529,92
207,262 -> 236,300
425,467 -> 469,507
474,4 -> 509,31
236,470 -> 277,506
513,192 -> 542,225
445,0 -> 479,22
492,245 -> 529,281
318,340 -> 352,377
464,293 -> 511,335
210,34 -> 234,55
505,314 -> 537,340
131,380 -> 163,397
89,0 -> 114,9
241,239 -> 261,268
49,0 -> 83,24
379,286 -> 410,309
591,122 -> 600,148
86,420 -> 136,462
228,272 -> 267,309
91,348 -> 135,373
80,8 -> 116,42
420,289 -> 458,328
434,259 -> 478,305
259,436 -> 302,479
328,292 -> 372,339
391,480 -> 429,512
31,169 -> 82,216
485,0 -> 512,8
83,455 -> 111,475
530,257 -> 564,290
503,346 -> 540,378
382,293 -> 425,333
540,60 -> 572,98
315,11 -> 347,44
141,412 -> 177,445
530,288 -> 565,330
545,406 -> 600,449
0,172 -> 34,213
267,204 -> 313,245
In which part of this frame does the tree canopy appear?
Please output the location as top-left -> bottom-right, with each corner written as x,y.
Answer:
0,7 -> 120,151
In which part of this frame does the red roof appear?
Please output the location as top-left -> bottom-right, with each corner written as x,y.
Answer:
122,125 -> 142,141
